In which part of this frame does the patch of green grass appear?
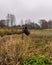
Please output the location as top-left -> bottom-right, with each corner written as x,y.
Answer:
21,54 -> 52,65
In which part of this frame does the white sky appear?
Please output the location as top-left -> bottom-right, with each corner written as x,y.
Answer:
0,0 -> 52,24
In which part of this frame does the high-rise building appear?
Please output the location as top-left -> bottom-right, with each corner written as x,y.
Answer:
7,14 -> 16,27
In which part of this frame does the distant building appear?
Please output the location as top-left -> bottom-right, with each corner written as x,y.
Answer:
7,14 -> 16,27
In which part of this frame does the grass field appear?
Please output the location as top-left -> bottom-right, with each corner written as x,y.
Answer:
0,28 -> 52,65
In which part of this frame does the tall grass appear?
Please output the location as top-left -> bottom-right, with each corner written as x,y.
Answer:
0,28 -> 52,65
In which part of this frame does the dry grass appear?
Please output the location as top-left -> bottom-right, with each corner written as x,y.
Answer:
0,28 -> 52,65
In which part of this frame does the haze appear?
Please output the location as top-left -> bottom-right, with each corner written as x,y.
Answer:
0,0 -> 52,25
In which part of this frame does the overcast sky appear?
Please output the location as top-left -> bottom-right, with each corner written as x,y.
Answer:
0,0 -> 52,24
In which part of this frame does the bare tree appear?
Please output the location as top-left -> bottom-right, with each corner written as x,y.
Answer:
48,20 -> 52,28
39,19 -> 48,29
0,20 -> 6,27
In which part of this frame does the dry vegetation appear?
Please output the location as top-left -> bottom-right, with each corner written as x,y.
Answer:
0,28 -> 52,65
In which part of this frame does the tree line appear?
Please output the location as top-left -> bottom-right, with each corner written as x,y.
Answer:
0,19 -> 52,29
